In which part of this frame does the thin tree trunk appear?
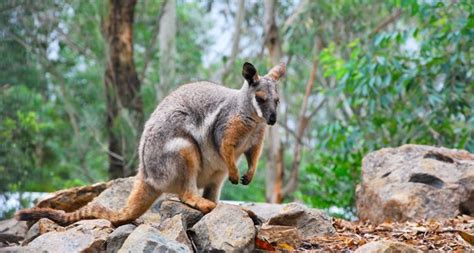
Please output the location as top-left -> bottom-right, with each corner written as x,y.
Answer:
103,0 -> 143,179
264,0 -> 284,203
158,0 -> 176,98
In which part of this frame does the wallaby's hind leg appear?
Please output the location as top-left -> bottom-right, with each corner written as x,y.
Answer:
111,177 -> 161,226
177,145 -> 216,213
202,172 -> 226,203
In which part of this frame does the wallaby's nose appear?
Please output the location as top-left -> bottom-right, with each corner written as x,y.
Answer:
268,113 -> 277,125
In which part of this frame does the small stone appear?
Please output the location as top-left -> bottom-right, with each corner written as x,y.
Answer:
159,200 -> 203,228
157,215 -> 193,251
106,224 -> 136,253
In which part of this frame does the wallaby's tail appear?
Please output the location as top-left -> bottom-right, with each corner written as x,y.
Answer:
15,178 -> 160,227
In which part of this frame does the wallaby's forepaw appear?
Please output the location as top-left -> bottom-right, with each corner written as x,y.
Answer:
228,175 -> 239,184
241,174 -> 252,185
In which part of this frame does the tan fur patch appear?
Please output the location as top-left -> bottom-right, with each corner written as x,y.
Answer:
179,192 -> 216,213
220,116 -> 253,183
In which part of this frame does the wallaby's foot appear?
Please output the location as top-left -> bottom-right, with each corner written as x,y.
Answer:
180,192 -> 216,214
241,174 -> 252,185
228,173 -> 239,185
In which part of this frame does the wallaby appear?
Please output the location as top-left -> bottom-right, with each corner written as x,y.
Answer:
16,62 -> 285,226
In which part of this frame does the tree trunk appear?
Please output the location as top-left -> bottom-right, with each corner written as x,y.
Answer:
103,0 -> 143,179
158,0 -> 177,98
264,0 -> 284,203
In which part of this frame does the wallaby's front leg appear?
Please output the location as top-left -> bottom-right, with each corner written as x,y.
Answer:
221,142 -> 239,184
220,116 -> 252,184
242,127 -> 266,185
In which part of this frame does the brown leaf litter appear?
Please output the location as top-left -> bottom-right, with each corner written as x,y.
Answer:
295,215 -> 474,252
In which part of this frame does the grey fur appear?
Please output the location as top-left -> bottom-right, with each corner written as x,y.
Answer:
138,62 -> 282,202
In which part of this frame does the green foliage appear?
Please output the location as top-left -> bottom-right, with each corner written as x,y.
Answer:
297,1 -> 473,217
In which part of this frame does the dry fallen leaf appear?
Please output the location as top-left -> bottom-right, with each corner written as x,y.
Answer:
458,231 -> 474,245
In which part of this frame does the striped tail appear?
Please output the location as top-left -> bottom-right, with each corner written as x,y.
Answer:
15,178 -> 161,226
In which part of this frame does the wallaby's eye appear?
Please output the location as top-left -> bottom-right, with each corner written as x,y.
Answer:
256,96 -> 266,104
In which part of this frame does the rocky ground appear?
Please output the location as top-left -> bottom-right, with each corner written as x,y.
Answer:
0,144 -> 473,252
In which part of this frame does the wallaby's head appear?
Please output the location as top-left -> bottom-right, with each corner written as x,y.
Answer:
242,62 -> 285,125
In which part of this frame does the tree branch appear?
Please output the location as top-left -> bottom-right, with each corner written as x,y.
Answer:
369,9 -> 402,37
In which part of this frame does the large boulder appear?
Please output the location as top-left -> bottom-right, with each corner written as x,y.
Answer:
26,219 -> 113,252
189,203 -> 256,252
354,240 -> 421,253
356,144 -> 474,224
0,219 -> 27,247
267,202 -> 335,239
118,224 -> 189,253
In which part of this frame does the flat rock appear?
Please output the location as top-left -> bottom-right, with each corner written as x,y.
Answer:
157,215 -> 193,251
237,202 -> 284,221
356,144 -> 474,224
22,218 -> 64,245
36,181 -> 108,212
118,224 -> 189,253
0,246 -> 37,252
27,219 -> 113,252
354,240 -> 421,253
0,219 -> 27,246
267,202 -> 335,239
189,203 -> 256,252
106,224 -> 136,253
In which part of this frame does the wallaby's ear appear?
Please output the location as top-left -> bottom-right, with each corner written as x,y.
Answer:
265,62 -> 286,81
242,62 -> 259,86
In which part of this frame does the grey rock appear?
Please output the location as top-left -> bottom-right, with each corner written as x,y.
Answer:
0,246 -> 37,253
106,224 -> 136,253
118,224 -> 189,253
356,144 -> 474,224
159,200 -> 203,228
267,202 -> 335,239
27,219 -> 113,253
354,240 -> 421,253
22,218 -> 64,245
235,202 -> 284,221
157,215 -> 193,251
0,219 -> 27,246
189,203 -> 256,252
